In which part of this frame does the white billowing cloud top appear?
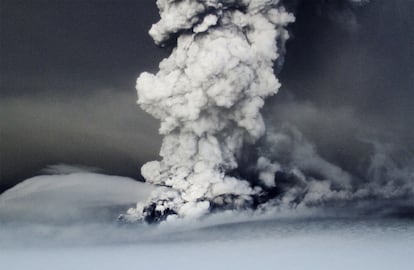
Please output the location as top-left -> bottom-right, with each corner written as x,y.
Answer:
128,0 -> 295,221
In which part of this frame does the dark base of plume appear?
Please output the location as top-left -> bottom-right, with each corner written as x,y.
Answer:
118,170 -> 309,224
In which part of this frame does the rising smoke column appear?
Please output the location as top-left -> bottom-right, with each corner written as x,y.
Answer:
123,0 -> 295,222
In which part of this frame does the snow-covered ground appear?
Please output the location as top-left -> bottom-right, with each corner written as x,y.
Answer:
1,173 -> 413,270
0,172 -> 154,224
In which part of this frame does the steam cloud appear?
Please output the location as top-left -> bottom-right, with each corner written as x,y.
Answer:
121,0 -> 294,222
122,0 -> 413,223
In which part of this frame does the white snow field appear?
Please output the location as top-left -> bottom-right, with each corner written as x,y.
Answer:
0,172 -> 154,224
0,172 -> 413,270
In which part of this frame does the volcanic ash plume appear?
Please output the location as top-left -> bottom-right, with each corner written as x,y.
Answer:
122,0 -> 294,223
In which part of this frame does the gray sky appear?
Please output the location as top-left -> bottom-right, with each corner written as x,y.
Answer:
1,0 -> 413,193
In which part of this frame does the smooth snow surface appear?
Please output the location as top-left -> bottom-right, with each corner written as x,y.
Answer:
0,173 -> 413,270
1,218 -> 414,270
0,173 -> 154,223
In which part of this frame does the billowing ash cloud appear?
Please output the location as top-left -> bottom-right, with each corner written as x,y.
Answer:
254,124 -> 414,209
121,0 -> 295,222
121,0 -> 413,223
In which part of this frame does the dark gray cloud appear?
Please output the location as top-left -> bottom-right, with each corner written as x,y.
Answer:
253,0 -> 414,204
0,0 -> 165,191
265,0 -> 414,171
0,90 -> 161,186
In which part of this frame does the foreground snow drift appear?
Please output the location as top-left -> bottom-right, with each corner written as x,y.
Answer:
1,218 -> 414,270
0,173 -> 413,270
